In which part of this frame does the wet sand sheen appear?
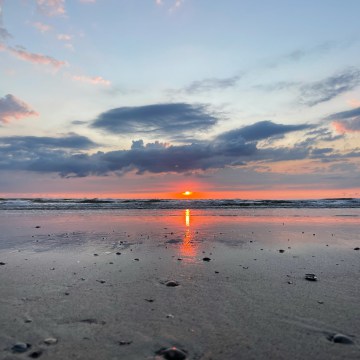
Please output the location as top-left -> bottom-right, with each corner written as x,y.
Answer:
0,209 -> 359,359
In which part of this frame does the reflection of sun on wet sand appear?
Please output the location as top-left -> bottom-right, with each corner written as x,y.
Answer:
180,209 -> 197,258
0,208 -> 359,359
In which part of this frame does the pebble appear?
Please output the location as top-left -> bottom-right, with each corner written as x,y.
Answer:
202,257 -> 211,262
279,249 -> 285,253
35,226 -> 41,228
134,258 -> 139,261
305,273 -> 318,281
11,342 -> 31,353
44,337 -> 58,345
156,347 -> 187,360
96,280 -> 106,284
116,252 -> 121,255
29,350 -> 43,358
93,254 -> 99,256
328,333 -> 354,344
145,299 -> 154,302
354,247 -> 360,251
165,281 -> 179,287
118,340 -> 132,346
0,262 -> 6,265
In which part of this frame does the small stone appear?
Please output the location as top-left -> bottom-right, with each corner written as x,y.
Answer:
50,267 -> 55,270
44,337 -> 58,345
215,271 -> 219,274
96,280 -> 106,284
64,292 -> 70,295
328,333 -> 354,344
279,249 -> 285,253
134,258 -> 139,261
317,301 -> 324,304
202,257 -> 211,262
11,342 -> 31,353
93,254 -> 98,256
287,281 -> 293,284
354,247 -> 360,251
305,273 -> 318,281
177,258 -> 182,261
116,252 -> 121,255
0,261 -> 6,265
156,347 -> 187,360
145,299 -> 154,302
35,226 -> 40,228
29,350 -> 43,358
118,340 -> 132,346
166,314 -> 174,318
165,280 -> 179,287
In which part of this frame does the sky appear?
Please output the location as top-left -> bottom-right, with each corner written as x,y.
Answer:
0,0 -> 360,199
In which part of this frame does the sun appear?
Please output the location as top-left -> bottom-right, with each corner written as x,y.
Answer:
182,191 -> 193,196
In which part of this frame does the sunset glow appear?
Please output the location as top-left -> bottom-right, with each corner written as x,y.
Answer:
0,1 -> 359,199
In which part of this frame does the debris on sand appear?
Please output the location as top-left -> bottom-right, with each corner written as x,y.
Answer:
155,346 -> 187,360
305,273 -> 318,281
327,333 -> 354,344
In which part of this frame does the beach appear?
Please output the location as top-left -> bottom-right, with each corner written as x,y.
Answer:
0,206 -> 359,359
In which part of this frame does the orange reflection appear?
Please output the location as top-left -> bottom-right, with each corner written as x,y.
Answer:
180,209 -> 197,257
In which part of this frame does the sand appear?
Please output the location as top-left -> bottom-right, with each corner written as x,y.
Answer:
0,208 -> 359,359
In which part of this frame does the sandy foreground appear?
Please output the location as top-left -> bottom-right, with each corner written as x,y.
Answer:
0,208 -> 359,360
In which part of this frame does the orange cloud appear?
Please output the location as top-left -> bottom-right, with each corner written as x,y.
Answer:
0,94 -> 39,123
332,120 -> 360,133
72,75 -> 111,86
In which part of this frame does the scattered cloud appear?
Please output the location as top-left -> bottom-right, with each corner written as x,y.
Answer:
91,103 -> 218,137
155,0 -> 185,12
0,44 -> 66,68
182,75 -> 241,94
0,0 -> 11,41
33,22 -> 52,33
299,68 -> 360,106
72,75 -> 111,86
79,0 -> 96,3
216,121 -> 312,142
36,0 -> 66,17
0,94 -> 39,123
57,34 -> 72,41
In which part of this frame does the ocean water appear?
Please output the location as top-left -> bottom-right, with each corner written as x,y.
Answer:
0,198 -> 359,211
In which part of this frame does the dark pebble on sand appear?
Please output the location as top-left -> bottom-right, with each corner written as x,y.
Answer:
279,249 -> 285,253
215,271 -> 219,274
145,299 -> 154,302
29,350 -> 43,358
35,226 -> 40,228
328,333 -> 354,344
65,292 -> 70,295
116,252 -> 121,255
93,254 -> 99,256
12,342 -> 31,353
156,347 -> 187,360
165,281 -> 179,287
305,273 -> 317,281
202,257 -> 211,262
354,247 -> 360,250
119,341 -> 132,346
96,280 -> 106,284
0,262 -> 6,265
134,258 -> 139,261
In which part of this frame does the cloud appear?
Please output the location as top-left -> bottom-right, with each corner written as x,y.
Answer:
79,0 -> 96,2
37,0 -> 65,17
0,0 -> 11,41
0,44 -> 66,68
33,22 -> 52,33
91,103 -> 218,137
0,120 -> 332,177
155,0 -> 185,11
0,94 -> 39,123
72,75 -> 111,86
57,34 -> 72,41
182,75 -> 241,94
299,68 -> 360,106
216,121 -> 312,142
325,106 -> 360,133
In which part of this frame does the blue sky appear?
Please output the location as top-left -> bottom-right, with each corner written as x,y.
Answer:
0,0 -> 360,198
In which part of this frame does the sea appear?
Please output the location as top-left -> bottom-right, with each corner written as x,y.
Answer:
1,198 -> 360,211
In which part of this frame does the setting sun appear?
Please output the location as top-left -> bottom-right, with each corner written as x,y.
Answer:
182,191 -> 193,196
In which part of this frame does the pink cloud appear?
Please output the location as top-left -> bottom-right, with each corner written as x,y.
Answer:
37,0 -> 65,17
332,119 -> 360,133
0,94 -> 39,123
33,22 -> 52,33
72,75 -> 111,86
79,0 -> 96,3
0,44 -> 66,68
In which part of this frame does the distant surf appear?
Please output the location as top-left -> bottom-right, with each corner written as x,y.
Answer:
0,198 -> 359,210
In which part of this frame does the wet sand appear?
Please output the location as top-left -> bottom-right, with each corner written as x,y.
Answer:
0,209 -> 359,359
